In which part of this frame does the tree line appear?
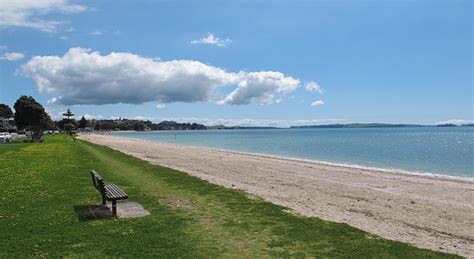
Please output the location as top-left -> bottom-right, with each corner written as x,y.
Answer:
79,118 -> 207,131
1,96 -> 55,141
1,95 -> 207,141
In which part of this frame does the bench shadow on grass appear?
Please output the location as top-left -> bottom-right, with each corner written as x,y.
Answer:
73,204 -> 112,221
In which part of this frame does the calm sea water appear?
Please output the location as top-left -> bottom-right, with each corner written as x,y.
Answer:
114,127 -> 474,178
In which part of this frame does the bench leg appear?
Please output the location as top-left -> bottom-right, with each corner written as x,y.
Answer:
102,196 -> 106,205
112,200 -> 117,218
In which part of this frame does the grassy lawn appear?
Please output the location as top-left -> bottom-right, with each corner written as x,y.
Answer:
0,134 -> 459,258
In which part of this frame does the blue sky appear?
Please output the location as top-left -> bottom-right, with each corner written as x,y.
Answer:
0,0 -> 472,126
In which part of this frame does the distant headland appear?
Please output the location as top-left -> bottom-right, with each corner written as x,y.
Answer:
291,123 -> 474,129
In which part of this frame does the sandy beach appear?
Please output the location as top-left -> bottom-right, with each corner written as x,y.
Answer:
80,133 -> 474,257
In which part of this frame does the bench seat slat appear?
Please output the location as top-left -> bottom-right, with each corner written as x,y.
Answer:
108,185 -> 125,197
105,184 -> 128,200
106,185 -> 126,198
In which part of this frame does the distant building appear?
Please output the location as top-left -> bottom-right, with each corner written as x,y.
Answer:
0,117 -> 16,132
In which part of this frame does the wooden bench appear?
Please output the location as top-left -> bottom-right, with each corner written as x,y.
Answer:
90,170 -> 128,217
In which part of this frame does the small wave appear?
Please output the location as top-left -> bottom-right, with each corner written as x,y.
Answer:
113,133 -> 474,183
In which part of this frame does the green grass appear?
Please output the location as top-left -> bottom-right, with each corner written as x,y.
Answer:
0,135 -> 459,258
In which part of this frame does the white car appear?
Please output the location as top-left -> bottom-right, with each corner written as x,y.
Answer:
0,132 -> 12,143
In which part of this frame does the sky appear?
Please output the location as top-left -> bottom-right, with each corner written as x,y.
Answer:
0,0 -> 472,127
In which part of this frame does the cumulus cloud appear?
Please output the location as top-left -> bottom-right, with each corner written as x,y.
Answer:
0,51 -> 25,61
191,33 -> 231,47
0,0 -> 87,32
310,100 -> 324,107
305,81 -> 322,93
436,119 -> 474,125
47,97 -> 59,104
21,48 -> 303,106
221,72 -> 299,105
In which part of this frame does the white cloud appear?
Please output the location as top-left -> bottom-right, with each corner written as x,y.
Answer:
436,119 -> 474,125
310,100 -> 324,107
47,97 -> 59,104
156,104 -> 166,110
305,81 -> 322,93
221,71 -> 299,105
0,0 -> 87,32
191,33 -> 232,47
21,47 -> 304,106
89,29 -> 103,36
0,51 -> 25,61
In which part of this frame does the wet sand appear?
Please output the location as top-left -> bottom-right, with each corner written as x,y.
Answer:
80,133 -> 474,257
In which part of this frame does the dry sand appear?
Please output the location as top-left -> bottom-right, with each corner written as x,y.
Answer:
80,133 -> 474,257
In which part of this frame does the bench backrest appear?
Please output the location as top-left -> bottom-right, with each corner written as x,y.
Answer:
91,170 -> 106,196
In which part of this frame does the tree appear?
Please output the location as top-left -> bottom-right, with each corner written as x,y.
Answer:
62,108 -> 76,135
13,96 -> 54,141
133,121 -> 146,131
63,108 -> 74,120
0,103 -> 13,118
64,123 -> 76,132
78,116 -> 88,129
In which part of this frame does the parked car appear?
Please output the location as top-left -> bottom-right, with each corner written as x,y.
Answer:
0,132 -> 12,143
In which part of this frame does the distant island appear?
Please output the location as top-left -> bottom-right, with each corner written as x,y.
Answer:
206,125 -> 240,130
206,125 -> 279,130
436,123 -> 474,127
290,123 -> 426,129
436,123 -> 457,127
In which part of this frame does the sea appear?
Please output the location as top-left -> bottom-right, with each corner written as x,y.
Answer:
113,127 -> 474,179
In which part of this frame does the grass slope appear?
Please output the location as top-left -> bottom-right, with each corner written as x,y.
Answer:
0,135 -> 459,258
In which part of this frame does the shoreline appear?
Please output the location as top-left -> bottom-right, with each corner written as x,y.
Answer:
79,133 -> 474,257
113,134 -> 474,183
